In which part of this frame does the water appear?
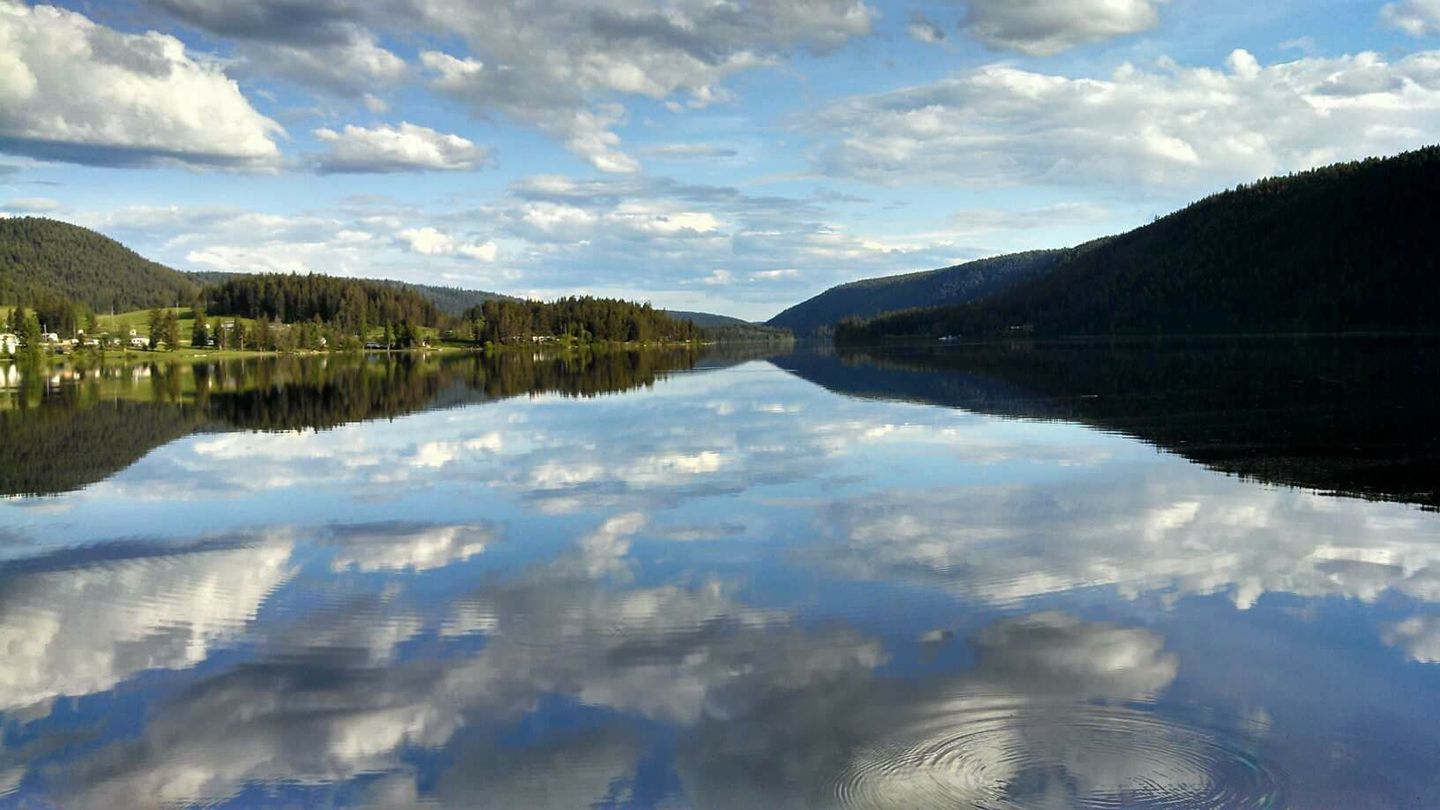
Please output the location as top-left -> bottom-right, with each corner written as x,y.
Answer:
1,341 -> 1437,808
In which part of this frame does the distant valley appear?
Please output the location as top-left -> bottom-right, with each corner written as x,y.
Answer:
5,146 -> 1439,345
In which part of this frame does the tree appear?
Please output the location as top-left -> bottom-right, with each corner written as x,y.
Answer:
8,305 -> 27,335
147,308 -> 163,350
191,303 -> 209,348
19,309 -> 42,354
163,309 -> 180,350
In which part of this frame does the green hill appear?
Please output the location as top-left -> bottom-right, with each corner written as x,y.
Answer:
189,271 -> 514,317
839,146 -> 1440,341
767,249 -> 1064,335
0,217 -> 198,312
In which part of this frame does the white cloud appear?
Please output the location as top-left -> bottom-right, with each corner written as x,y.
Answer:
414,0 -> 873,171
960,0 -> 1166,55
328,522 -> 496,572
750,268 -> 800,281
972,612 -> 1177,701
817,476 -> 1440,610
311,122 -> 490,173
639,143 -> 739,160
907,11 -> 947,44
0,2 -> 282,169
1384,615 -> 1440,662
1382,0 -> 1440,36
814,49 -> 1440,189
0,538 -> 294,712
0,196 -> 63,213
45,520 -> 873,810
396,226 -> 497,261
245,34 -> 406,98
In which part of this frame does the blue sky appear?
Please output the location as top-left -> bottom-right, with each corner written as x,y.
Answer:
2,0 -> 1438,319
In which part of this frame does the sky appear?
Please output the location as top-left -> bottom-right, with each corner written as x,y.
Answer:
1,0 -> 1439,320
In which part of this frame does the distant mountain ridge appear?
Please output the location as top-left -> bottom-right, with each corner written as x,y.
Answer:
0,219 -> 512,317
662,310 -> 753,329
767,249 -> 1065,335
837,146 -> 1440,340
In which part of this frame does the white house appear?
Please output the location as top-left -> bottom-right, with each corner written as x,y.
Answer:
129,336 -> 150,349
0,333 -> 17,355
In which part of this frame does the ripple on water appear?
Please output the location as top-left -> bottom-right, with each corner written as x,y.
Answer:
834,696 -> 1285,809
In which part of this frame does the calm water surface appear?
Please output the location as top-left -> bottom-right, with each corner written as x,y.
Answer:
1,342 -> 1438,808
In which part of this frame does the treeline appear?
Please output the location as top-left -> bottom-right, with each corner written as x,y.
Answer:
704,323 -> 795,343
2,216 -> 714,349
462,297 -> 700,344
0,217 -> 197,312
205,272 -> 444,332
837,146 -> 1440,342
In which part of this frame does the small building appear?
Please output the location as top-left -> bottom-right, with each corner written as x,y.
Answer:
129,336 -> 150,349
41,332 -> 59,343
0,333 -> 17,355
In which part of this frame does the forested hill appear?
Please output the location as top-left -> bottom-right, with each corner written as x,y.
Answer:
767,250 -> 1064,335
839,146 -> 1440,341
189,271 -> 513,317
0,217 -> 197,312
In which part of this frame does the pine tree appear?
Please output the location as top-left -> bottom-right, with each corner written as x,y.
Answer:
191,303 -> 209,349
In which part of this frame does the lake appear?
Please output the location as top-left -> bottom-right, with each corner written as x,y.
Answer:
1,340 -> 1438,808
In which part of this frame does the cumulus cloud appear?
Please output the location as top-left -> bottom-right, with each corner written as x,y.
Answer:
678,611 -> 1188,809
414,0 -> 873,171
1382,0 -> 1440,36
0,2 -> 283,169
961,0 -> 1165,55
143,0 -> 406,97
0,537 -> 294,713
326,522 -> 498,572
88,205 -> 507,285
311,122 -> 490,173
396,226 -> 497,261
243,34 -> 406,98
972,612 -> 1177,701
1384,615 -> 1440,662
813,49 -> 1440,189
815,473 -> 1440,611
